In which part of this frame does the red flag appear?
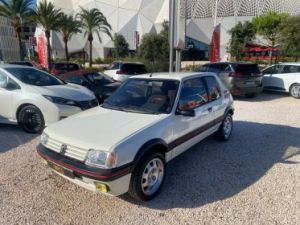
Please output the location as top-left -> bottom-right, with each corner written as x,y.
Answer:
209,24 -> 221,62
37,34 -> 48,69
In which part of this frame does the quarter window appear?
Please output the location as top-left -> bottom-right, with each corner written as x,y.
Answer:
178,78 -> 208,110
203,76 -> 221,101
282,65 -> 300,73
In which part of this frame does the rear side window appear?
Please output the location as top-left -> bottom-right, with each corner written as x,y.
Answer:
67,64 -> 79,70
203,76 -> 221,101
178,78 -> 208,110
121,64 -> 147,75
109,62 -> 121,70
282,65 -> 300,73
199,65 -> 209,72
64,76 -> 87,85
234,64 -> 260,74
53,63 -> 66,70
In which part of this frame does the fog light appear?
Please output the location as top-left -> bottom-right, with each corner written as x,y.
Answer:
95,183 -> 109,193
42,159 -> 48,165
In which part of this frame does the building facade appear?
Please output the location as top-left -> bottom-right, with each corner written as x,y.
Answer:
0,16 -> 20,62
40,0 -> 300,60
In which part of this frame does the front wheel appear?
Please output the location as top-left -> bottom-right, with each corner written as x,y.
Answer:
290,84 -> 300,99
18,105 -> 45,133
128,151 -> 165,201
215,113 -> 233,141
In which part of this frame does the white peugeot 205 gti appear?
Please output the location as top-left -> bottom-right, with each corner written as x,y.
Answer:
37,72 -> 234,201
0,65 -> 98,133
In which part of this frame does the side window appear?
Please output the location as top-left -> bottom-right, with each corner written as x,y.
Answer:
282,65 -> 300,74
203,76 -> 221,101
65,76 -> 87,85
178,78 -> 208,110
199,65 -> 209,72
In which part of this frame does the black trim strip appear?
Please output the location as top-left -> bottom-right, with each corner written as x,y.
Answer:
37,144 -> 132,181
168,115 -> 224,150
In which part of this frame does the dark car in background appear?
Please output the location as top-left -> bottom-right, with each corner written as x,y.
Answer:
51,62 -> 82,75
9,61 -> 46,71
199,62 -> 263,98
104,61 -> 147,82
59,70 -> 121,103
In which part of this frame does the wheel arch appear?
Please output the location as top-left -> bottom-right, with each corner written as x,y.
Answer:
16,103 -> 41,122
133,139 -> 169,164
289,83 -> 300,92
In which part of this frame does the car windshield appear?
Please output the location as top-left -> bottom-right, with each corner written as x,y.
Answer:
5,67 -> 64,86
102,79 -> 179,114
85,72 -> 114,85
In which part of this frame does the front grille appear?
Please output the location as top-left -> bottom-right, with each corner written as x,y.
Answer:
76,99 -> 99,110
44,137 -> 88,162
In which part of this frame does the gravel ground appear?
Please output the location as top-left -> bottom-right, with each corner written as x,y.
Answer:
0,92 -> 299,225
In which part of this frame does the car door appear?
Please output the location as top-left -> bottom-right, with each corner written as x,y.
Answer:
170,77 -> 214,159
263,65 -> 285,90
280,65 -> 300,91
0,72 -> 20,122
202,76 -> 225,122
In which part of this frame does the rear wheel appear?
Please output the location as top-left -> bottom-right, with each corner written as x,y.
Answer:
18,105 -> 45,133
215,113 -> 233,141
128,151 -> 165,201
290,84 -> 300,99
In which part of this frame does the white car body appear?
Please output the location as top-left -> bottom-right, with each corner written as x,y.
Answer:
104,61 -> 147,82
37,72 -> 234,197
0,65 -> 97,126
262,63 -> 300,93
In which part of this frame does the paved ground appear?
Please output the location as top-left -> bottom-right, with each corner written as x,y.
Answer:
0,92 -> 299,225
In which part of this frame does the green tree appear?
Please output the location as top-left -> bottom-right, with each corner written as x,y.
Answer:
279,15 -> 300,61
77,7 -> 112,67
228,21 -> 256,61
113,33 -> 129,58
252,11 -> 289,64
0,0 -> 34,60
59,14 -> 81,61
33,0 -> 64,69
138,21 -> 169,72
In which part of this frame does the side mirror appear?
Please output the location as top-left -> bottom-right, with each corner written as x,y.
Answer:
176,109 -> 195,117
0,80 -> 7,88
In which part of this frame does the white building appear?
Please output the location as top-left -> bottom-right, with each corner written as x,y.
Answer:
41,0 -> 300,60
0,16 -> 20,62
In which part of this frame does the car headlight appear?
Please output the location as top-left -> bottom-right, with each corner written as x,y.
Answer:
85,149 -> 117,169
43,95 -> 76,106
41,132 -> 49,145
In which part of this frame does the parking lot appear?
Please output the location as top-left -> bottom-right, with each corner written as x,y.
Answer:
0,92 -> 299,225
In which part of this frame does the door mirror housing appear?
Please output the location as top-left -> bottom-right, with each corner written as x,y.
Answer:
176,108 -> 195,117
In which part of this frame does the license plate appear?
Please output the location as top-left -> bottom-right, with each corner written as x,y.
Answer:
47,161 -> 75,178
245,81 -> 256,86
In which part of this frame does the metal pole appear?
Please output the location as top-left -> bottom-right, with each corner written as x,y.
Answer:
169,0 -> 175,72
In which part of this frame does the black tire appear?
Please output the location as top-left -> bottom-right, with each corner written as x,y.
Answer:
289,84 -> 300,99
215,113 -> 233,141
18,105 -> 45,133
128,151 -> 165,201
245,93 -> 257,98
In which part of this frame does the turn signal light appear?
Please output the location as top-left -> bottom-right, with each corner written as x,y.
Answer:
95,183 -> 109,193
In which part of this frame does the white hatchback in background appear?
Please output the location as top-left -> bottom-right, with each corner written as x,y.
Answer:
0,65 -> 98,133
262,63 -> 300,98
37,72 -> 234,201
104,61 -> 147,82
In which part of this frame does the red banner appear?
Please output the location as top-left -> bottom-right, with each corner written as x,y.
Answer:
37,34 -> 48,69
209,24 -> 221,62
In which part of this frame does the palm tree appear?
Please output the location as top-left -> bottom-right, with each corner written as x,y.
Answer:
59,14 -> 81,61
77,7 -> 112,67
33,0 -> 63,69
0,0 -> 34,60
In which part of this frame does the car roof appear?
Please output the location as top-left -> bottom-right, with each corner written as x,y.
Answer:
53,62 -> 79,65
132,72 -> 216,81
59,69 -> 96,78
0,64 -> 34,69
112,61 -> 144,65
275,62 -> 300,66
204,62 -> 258,66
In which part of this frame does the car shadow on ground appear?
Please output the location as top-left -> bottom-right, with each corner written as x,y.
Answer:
234,91 -> 290,102
0,124 -> 38,153
121,121 -> 300,209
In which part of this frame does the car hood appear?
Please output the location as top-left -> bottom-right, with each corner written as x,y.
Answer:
30,83 -> 95,101
44,106 -> 167,151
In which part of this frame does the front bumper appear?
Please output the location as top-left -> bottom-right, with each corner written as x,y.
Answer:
37,144 -> 132,196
